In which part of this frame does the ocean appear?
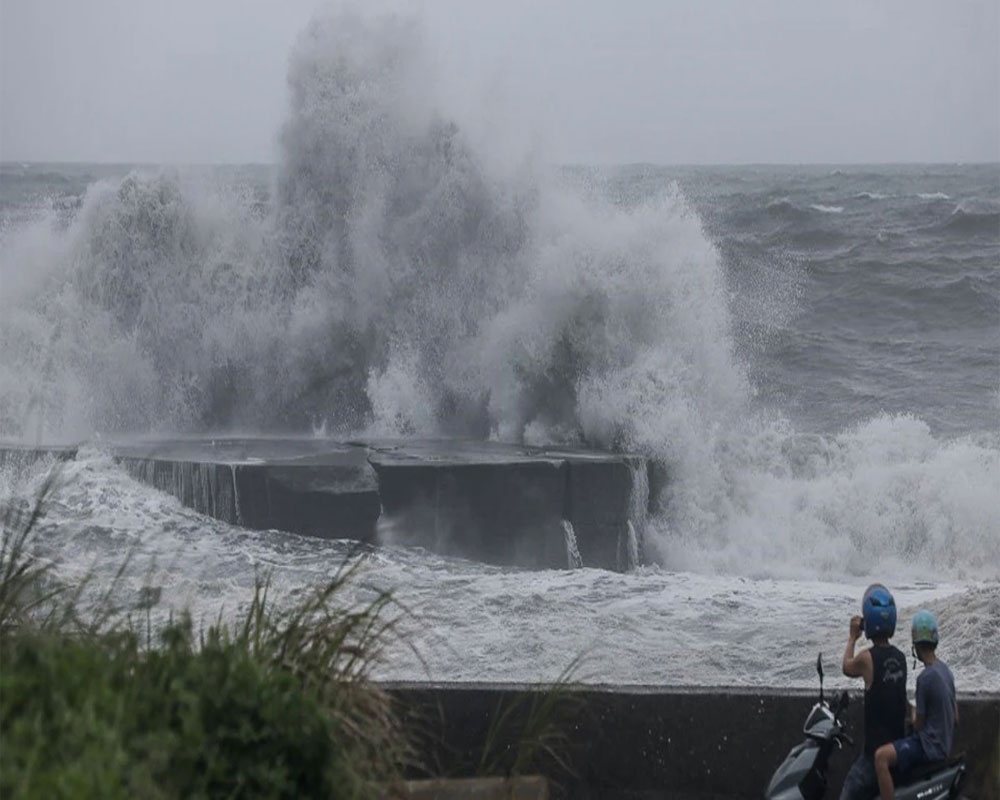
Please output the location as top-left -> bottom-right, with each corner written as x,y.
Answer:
1,24 -> 997,692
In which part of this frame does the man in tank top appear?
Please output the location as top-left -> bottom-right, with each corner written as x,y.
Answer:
873,610 -> 957,800
839,584 -> 908,800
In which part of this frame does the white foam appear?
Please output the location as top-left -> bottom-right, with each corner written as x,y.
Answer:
650,415 -> 1000,580
810,204 -> 844,214
918,192 -> 951,200
3,449 -> 996,689
9,450 -> 996,688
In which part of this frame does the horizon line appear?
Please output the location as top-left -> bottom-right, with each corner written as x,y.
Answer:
2,158 -> 999,168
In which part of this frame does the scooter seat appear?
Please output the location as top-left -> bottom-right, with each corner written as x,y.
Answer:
895,752 -> 964,786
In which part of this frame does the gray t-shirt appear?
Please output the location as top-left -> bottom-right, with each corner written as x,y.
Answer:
915,659 -> 956,760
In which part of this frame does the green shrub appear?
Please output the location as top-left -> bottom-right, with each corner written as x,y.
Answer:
1,621 -> 364,799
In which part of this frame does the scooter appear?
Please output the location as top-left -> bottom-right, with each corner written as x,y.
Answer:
765,653 -> 966,799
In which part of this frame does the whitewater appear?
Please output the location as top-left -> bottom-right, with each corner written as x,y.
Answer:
1,10 -> 998,690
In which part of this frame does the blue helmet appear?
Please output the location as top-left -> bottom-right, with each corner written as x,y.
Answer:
911,609 -> 939,647
862,583 -> 897,639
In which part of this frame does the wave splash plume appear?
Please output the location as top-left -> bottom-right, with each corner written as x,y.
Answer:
1,11 -> 742,447
1,8 -> 997,583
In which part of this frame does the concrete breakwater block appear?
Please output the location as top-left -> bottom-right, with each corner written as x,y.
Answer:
0,438 -> 651,572
112,439 -> 381,540
371,450 -> 568,568
370,441 -> 651,570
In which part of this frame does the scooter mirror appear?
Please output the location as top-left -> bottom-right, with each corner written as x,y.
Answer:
816,653 -> 824,704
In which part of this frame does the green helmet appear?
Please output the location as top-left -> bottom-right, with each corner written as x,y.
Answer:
911,609 -> 939,646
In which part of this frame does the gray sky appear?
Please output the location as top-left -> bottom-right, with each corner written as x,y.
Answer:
1,0 -> 997,164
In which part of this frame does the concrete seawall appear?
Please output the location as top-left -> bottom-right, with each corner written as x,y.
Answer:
0,438 -> 652,571
387,683 -> 1000,799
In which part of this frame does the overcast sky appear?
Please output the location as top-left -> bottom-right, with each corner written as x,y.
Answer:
1,0 -> 997,164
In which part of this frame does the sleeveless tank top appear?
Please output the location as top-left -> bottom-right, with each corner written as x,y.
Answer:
864,644 -> 908,755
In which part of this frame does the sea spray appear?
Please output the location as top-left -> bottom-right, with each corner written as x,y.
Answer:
0,7 -> 747,485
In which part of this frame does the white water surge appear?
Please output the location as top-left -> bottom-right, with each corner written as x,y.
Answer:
1,8 -> 998,688
1,449 -> 996,690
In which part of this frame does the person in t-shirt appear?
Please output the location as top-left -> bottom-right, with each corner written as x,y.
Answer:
873,609 -> 957,800
839,584 -> 908,800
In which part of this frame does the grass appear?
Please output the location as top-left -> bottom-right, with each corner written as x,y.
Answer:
0,470 -> 66,633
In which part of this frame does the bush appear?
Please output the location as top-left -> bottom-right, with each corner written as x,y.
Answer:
1,622 -> 359,799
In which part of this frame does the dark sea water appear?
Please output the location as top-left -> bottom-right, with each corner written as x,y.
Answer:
600,163 -> 1000,438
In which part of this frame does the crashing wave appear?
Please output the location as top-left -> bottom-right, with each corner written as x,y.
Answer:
765,197 -> 796,213
941,201 -> 1000,236
1,7 -> 997,582
1,8 -> 745,452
